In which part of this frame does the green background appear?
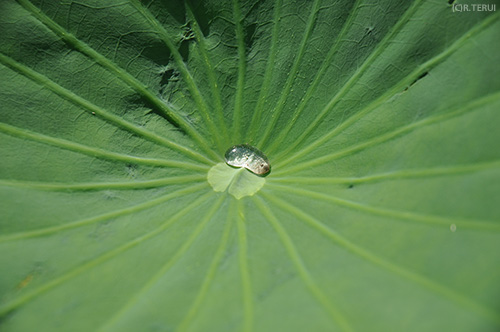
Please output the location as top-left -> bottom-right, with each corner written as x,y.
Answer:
1,0 -> 499,331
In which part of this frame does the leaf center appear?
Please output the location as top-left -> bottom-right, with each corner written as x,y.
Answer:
207,163 -> 265,199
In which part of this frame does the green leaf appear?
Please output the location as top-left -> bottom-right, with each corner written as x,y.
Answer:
207,163 -> 266,199
1,0 -> 499,331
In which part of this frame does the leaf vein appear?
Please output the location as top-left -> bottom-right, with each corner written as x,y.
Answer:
273,0 -> 424,159
267,184 -> 500,231
0,191 -> 214,316
253,196 -> 353,332
266,0 -> 363,154
0,175 -> 205,191
0,51 -> 213,165
246,0 -> 282,140
274,91 -> 500,175
98,194 -> 226,332
268,160 -> 500,185
0,122 -> 207,170
186,3 -> 230,143
262,191 -> 500,325
129,0 -> 223,151
275,10 -> 500,165
237,200 -> 253,332
231,0 -> 246,142
176,200 -> 234,332
258,0 -> 321,148
16,0 -> 220,160
0,183 -> 209,243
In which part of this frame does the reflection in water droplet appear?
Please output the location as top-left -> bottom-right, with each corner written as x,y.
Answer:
224,144 -> 271,175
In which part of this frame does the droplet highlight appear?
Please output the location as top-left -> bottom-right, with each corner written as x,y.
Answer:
224,144 -> 271,175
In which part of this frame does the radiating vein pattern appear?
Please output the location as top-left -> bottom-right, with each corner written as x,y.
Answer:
129,0 -> 225,151
0,51 -> 212,165
0,191 -> 214,316
256,0 -> 321,148
260,191 -> 500,325
1,0 -> 499,331
253,196 -> 353,332
0,121 -> 207,171
274,9 -> 500,167
14,0 -> 220,161
274,91 -> 500,175
0,183 -> 209,242
97,194 -> 226,332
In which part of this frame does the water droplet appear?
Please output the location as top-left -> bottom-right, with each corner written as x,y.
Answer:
450,224 -> 457,232
225,144 -> 271,175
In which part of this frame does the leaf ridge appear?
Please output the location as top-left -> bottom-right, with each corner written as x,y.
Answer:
0,122 -> 207,170
0,51 -> 213,165
266,0 -> 363,154
275,10 -> 500,165
0,183 -> 209,243
175,201 -> 234,332
267,184 -> 500,231
237,200 -> 253,332
15,0 -> 220,161
257,0 -> 322,148
275,91 -> 500,175
246,0 -> 282,140
262,191 -> 500,326
186,2 -> 230,143
0,191 -> 214,317
97,194 -> 226,332
253,196 -> 353,332
0,174 -> 205,191
272,0 -> 424,158
269,160 -> 500,185
231,0 -> 247,142
129,0 -> 224,151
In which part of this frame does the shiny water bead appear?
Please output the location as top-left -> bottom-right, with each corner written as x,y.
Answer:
224,144 -> 271,175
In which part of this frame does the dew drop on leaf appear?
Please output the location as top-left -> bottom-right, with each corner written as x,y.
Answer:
224,144 -> 271,175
